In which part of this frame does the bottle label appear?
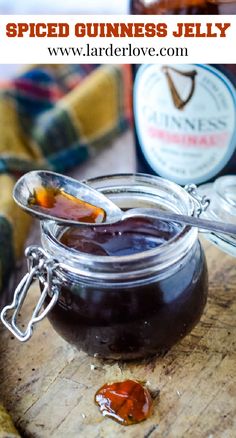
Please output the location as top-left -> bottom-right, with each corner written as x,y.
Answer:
134,64 -> 236,184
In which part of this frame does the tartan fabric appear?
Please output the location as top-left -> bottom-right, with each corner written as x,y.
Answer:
0,64 -> 131,294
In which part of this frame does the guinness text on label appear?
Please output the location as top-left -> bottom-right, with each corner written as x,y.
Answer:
143,109 -> 228,134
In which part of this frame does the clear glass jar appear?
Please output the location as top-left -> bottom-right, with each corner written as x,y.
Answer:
1,174 -> 208,360
198,175 -> 236,257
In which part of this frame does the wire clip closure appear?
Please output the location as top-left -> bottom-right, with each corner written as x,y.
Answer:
1,246 -> 59,342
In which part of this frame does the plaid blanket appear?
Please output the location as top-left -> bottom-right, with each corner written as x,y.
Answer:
0,64 -> 131,295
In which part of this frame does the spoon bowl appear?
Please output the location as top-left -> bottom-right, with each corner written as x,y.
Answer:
13,170 -> 123,225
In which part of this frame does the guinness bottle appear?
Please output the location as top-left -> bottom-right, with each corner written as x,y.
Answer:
131,1 -> 236,185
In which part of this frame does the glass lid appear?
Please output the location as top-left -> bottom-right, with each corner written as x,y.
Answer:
198,175 -> 236,257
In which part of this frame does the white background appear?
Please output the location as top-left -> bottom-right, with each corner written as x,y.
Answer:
0,15 -> 235,64
0,0 -> 129,14
0,0 -> 129,77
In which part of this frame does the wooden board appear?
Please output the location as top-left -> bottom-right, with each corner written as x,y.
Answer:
0,133 -> 236,437
0,238 -> 236,438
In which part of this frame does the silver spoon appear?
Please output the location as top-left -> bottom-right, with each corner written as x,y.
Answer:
123,208 -> 236,236
13,170 -> 236,236
13,170 -> 122,224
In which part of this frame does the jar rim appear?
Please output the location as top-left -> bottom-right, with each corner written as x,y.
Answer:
41,173 -> 198,281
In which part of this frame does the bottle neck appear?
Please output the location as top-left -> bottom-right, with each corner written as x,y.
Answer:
131,0 -> 236,14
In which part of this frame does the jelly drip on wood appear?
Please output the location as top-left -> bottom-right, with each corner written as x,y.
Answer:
29,186 -> 106,223
94,380 -> 153,425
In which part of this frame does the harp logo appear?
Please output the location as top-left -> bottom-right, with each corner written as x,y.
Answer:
134,64 -> 236,185
162,66 -> 197,110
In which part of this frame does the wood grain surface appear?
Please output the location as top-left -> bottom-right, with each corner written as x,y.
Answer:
0,133 -> 236,438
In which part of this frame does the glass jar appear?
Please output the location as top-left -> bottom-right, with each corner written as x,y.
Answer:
198,175 -> 236,257
1,174 -> 208,360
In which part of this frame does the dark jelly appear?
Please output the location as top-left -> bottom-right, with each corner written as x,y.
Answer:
45,216 -> 208,359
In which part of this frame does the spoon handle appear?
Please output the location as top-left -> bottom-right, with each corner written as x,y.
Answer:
125,208 -> 236,236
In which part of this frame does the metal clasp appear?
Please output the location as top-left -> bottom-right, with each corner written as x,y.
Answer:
1,246 -> 59,342
185,184 -> 210,217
